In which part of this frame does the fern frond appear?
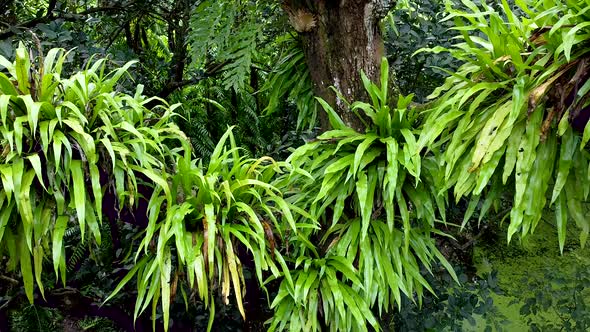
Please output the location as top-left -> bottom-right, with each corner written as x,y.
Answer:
189,1 -> 262,90
190,117 -> 216,159
67,239 -> 88,274
218,22 -> 260,90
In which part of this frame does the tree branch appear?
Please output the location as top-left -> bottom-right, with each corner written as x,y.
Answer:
0,6 -> 126,39
157,78 -> 204,99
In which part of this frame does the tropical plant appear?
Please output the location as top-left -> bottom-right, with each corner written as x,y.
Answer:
418,0 -> 590,251
0,45 -> 300,331
189,0 -> 282,91
0,43 -> 186,306
8,304 -> 64,332
173,80 -> 285,160
262,34 -> 318,131
268,58 -> 457,331
385,0 -> 462,102
104,127 -> 311,331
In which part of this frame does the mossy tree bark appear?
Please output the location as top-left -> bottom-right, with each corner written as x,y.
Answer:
283,0 -> 394,132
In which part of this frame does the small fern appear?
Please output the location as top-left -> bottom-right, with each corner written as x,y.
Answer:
172,80 -> 275,158
67,237 -> 88,274
9,305 -> 63,332
77,316 -> 122,332
190,1 -> 235,67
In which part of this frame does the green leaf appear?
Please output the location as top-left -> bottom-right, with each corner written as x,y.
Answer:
328,256 -> 361,286
205,203 -> 216,275
224,231 -> 245,319
0,198 -> 12,244
86,166 -> 102,222
275,250 -> 294,291
343,283 -> 379,330
19,231 -> 34,303
361,71 -> 379,107
353,135 -> 378,174
85,201 -> 101,245
379,57 -> 389,104
0,53 -> 15,76
462,195 -> 480,229
20,95 -> 41,135
552,128 -> 576,204
470,100 -> 511,172
0,72 -> 18,95
502,121 -> 525,184
340,284 -> 370,332
563,22 -> 590,62
52,216 -> 69,279
356,171 -> 370,239
316,97 -> 346,130
16,170 -> 34,252
324,154 -> 354,174
15,45 -> 30,94
27,154 -> 46,190
14,116 -> 25,155
134,166 -> 172,204
161,249 -> 172,332
33,244 -> 45,299
103,60 -> 138,91
325,268 -> 346,322
396,186 -> 410,256
555,193 -> 567,254
302,269 -> 318,301
103,256 -> 150,304
567,179 -> 589,247
209,126 -> 234,172
70,160 -> 87,241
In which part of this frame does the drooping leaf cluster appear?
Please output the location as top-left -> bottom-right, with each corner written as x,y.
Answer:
0,45 -> 311,332
105,127 -> 308,331
267,59 -> 458,331
419,0 -> 590,250
0,45 -> 184,304
262,34 -> 317,131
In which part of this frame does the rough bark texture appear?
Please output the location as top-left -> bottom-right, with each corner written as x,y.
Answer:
284,0 -> 393,132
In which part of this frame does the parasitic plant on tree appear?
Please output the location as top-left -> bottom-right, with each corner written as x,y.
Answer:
418,0 -> 590,251
268,58 -> 457,331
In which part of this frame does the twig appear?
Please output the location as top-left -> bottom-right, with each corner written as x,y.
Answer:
0,275 -> 19,285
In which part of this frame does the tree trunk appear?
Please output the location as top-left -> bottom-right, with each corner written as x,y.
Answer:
283,0 -> 393,132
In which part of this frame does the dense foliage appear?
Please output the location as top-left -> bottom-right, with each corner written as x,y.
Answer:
385,0 -> 462,101
0,44 -> 185,304
2,0 -> 590,331
267,59 -> 456,331
419,0 -> 590,250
